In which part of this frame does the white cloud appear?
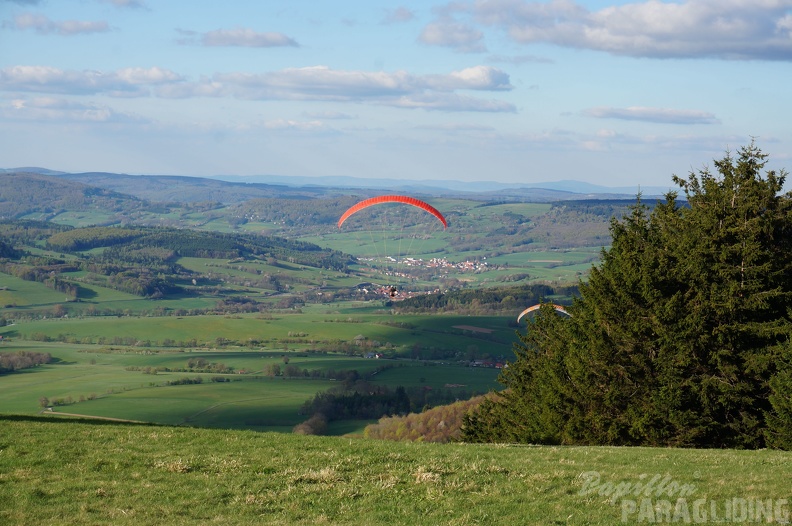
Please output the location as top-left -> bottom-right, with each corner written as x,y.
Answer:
419,19 -> 486,53
115,67 -> 183,84
210,65 -> 514,110
0,65 -> 184,96
262,119 -> 328,131
382,7 -> 415,24
427,0 -> 792,61
445,65 -> 512,90
3,96 -> 145,123
414,122 -> 496,132
387,92 -> 516,112
584,106 -> 720,124
0,64 -> 514,113
177,27 -> 299,48
213,67 -> 415,99
101,0 -> 147,8
487,53 -> 554,64
7,13 -> 110,35
302,110 -> 356,120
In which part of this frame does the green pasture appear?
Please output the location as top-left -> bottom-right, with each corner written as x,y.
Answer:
53,377 -> 338,432
484,248 -> 601,267
1,311 -> 517,357
523,266 -> 587,283
423,199 -> 552,234
0,270 -> 220,316
177,256 -> 289,277
230,221 -> 281,234
462,202 -> 552,221
429,197 -> 484,217
23,246 -> 80,258
3,415 -> 789,525
177,255 -> 335,295
179,255 -> 349,285
0,273 -> 72,307
0,340 -> 503,431
193,217 -> 285,234
0,342 -> 180,413
60,272 -> 149,304
19,209 -> 111,227
0,341 -> 357,413
45,210 -> 119,228
321,270 -> 374,289
304,229 -> 449,260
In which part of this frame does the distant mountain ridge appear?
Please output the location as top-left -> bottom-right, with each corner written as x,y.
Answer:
205,173 -> 673,197
1,167 -> 673,204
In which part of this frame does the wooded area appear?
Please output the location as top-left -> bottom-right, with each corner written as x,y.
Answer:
463,143 -> 792,450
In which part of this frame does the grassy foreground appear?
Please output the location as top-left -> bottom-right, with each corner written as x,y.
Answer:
1,415 -> 790,525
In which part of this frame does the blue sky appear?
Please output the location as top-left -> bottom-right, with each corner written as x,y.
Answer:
1,0 -> 791,189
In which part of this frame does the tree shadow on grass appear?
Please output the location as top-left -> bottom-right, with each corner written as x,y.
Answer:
74,284 -> 97,300
0,413 -> 160,428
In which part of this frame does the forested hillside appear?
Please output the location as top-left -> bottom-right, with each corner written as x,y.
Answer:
56,171 -> 337,203
0,172 -> 147,220
0,222 -> 350,306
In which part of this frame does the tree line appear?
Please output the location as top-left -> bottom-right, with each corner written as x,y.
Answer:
395,282 -> 576,315
295,374 -> 481,435
0,351 -> 52,374
364,395 -> 489,443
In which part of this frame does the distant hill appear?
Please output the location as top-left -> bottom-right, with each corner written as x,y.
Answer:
0,167 -> 66,176
207,173 -> 674,198
54,172 -> 345,203
0,172 -> 146,220
2,167 -> 671,203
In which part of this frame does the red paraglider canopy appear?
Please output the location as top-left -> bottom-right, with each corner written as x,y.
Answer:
338,195 -> 448,229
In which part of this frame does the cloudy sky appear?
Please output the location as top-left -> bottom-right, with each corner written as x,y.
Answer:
1,0 -> 791,189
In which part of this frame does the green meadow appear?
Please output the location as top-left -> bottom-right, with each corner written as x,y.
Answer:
2,415 -> 790,525
1,311 -> 516,356
0,333 -> 500,433
51,377 -> 340,432
0,273 -> 74,307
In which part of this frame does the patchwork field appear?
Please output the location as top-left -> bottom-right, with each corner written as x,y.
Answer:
0,334 -> 501,434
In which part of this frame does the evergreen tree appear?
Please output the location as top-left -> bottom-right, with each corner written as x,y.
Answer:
463,143 -> 792,448
766,343 -> 792,449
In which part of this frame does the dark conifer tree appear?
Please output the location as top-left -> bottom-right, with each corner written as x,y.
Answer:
766,343 -> 792,449
463,143 -> 792,449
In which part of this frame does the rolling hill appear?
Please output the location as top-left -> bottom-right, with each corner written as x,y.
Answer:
0,172 -> 146,220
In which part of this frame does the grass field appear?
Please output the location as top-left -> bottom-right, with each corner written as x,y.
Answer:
51,378 -> 338,432
1,311 -> 517,357
0,339 -> 500,433
1,415 -> 789,525
0,273 -> 73,308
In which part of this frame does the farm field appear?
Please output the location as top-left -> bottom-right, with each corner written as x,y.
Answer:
0,311 -> 516,357
0,337 -> 500,433
2,415 -> 790,525
0,272 -> 73,308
